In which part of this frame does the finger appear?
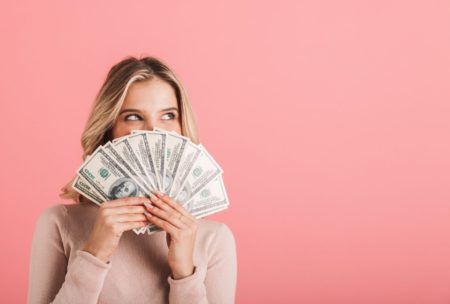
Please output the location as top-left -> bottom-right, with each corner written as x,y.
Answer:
153,191 -> 193,218
144,212 -> 179,235
150,192 -> 196,224
109,213 -> 147,223
103,205 -> 147,216
149,194 -> 176,213
119,221 -> 148,232
150,193 -> 195,224
146,206 -> 186,229
102,196 -> 150,208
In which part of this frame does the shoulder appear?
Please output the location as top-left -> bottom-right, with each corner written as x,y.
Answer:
35,204 -> 68,229
32,204 -> 70,249
196,219 -> 236,252
36,202 -> 95,223
197,219 -> 234,237
35,202 -> 97,236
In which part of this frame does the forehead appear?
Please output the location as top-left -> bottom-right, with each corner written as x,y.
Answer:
122,77 -> 178,110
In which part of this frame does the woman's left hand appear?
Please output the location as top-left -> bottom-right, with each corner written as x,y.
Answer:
143,192 -> 198,280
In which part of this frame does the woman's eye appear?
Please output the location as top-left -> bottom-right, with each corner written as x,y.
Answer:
125,114 -> 142,121
161,112 -> 176,120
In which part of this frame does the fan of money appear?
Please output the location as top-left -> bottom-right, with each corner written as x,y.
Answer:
72,128 -> 229,235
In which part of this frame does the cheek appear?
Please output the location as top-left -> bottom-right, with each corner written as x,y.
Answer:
111,121 -> 135,139
173,121 -> 182,133
154,119 -> 182,134
166,121 -> 182,134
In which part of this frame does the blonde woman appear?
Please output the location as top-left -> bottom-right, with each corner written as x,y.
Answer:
27,56 -> 237,304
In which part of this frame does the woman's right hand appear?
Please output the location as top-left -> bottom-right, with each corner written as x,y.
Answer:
83,197 -> 150,263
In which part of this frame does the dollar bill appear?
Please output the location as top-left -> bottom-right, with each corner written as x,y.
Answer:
72,175 -> 106,206
132,130 -> 166,192
78,146 -> 150,235
74,129 -> 230,236
122,133 -> 159,191
185,175 -> 229,215
168,139 -> 202,199
77,146 -> 148,200
175,145 -> 223,206
146,224 -> 163,235
103,142 -> 152,195
193,205 -> 228,219
153,128 -> 189,195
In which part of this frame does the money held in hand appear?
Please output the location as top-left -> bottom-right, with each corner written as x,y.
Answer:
72,129 -> 229,235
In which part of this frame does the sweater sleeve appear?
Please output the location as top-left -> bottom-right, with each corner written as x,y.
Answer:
27,205 -> 111,304
167,223 -> 237,304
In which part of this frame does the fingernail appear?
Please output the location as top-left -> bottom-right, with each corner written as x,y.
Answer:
143,201 -> 153,209
154,190 -> 165,197
144,211 -> 152,218
149,192 -> 157,200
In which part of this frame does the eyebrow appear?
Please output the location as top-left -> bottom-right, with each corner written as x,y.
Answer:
119,107 -> 179,115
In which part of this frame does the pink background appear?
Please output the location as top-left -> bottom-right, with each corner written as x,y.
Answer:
1,0 -> 450,303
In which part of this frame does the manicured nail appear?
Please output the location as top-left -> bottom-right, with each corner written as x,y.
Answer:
149,195 -> 157,203
154,190 -> 165,197
143,201 -> 153,209
144,211 -> 152,218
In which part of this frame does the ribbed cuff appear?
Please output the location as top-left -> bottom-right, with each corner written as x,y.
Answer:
68,250 -> 112,294
167,265 -> 207,304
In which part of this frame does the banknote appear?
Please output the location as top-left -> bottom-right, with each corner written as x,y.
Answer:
185,175 -> 229,215
153,128 -> 189,195
103,142 -> 152,194
146,176 -> 228,234
72,175 -> 106,205
193,205 -> 228,219
123,133 -> 159,191
169,140 -> 203,199
77,146 -> 148,200
75,148 -> 148,234
132,130 -> 166,191
74,129 -> 229,236
175,145 -> 223,206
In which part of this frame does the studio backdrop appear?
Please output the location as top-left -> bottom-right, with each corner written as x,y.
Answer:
1,0 -> 449,303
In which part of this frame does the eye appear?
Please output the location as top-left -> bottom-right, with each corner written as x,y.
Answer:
161,112 -> 176,120
124,114 -> 142,121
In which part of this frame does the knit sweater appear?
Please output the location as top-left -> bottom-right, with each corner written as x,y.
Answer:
27,202 -> 237,303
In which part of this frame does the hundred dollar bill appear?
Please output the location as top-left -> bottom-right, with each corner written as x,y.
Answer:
77,150 -> 145,234
153,128 -> 189,194
185,175 -> 229,215
144,204 -> 228,233
122,133 -> 159,191
77,146 -> 148,201
193,205 -> 228,219
175,144 -> 223,206
147,201 -> 228,234
103,142 -> 152,195
146,224 -> 163,235
169,140 -> 203,199
72,175 -> 106,205
132,130 -> 166,191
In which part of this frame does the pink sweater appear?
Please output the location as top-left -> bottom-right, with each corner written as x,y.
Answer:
27,203 -> 237,303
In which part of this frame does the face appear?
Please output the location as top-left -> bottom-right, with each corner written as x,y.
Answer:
115,180 -> 136,198
111,77 -> 182,139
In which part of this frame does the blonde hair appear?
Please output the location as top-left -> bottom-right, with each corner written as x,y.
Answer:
60,56 -> 199,202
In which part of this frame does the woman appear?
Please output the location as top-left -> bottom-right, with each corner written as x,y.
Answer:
27,56 -> 237,304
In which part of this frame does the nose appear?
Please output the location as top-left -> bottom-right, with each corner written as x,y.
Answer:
143,118 -> 155,131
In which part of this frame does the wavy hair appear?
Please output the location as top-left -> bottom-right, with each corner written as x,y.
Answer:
60,56 -> 199,202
